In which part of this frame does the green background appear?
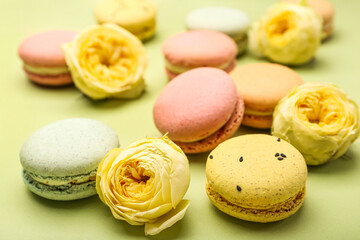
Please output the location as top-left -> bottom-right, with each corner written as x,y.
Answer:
1,0 -> 359,239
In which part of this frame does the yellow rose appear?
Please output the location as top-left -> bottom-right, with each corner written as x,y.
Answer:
272,83 -> 360,165
96,135 -> 190,235
249,2 -> 322,65
62,24 -> 147,100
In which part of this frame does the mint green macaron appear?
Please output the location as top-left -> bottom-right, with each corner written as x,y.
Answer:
185,6 -> 250,54
20,118 -> 119,201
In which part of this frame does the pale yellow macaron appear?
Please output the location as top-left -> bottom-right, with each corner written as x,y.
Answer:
206,134 -> 307,222
94,0 -> 157,41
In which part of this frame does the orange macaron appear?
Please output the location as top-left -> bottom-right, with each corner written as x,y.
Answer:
230,63 -> 303,129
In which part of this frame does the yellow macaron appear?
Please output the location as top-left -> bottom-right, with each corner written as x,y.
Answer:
206,134 -> 307,222
94,0 -> 157,41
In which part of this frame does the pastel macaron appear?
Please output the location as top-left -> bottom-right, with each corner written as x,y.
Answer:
18,30 -> 77,86
162,30 -> 237,79
186,6 -> 250,54
20,118 -> 119,201
153,67 -> 244,154
283,0 -> 335,39
94,0 -> 157,41
206,134 -> 307,222
230,63 -> 303,129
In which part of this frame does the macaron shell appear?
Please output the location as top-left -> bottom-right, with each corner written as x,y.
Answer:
24,69 -> 73,87
153,68 -> 238,142
175,95 -> 244,154
162,30 -> 237,68
186,6 -> 250,37
206,134 -> 307,209
18,30 -> 77,67
20,118 -> 119,177
230,63 -> 304,112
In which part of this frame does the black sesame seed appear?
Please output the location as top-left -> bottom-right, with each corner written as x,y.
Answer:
277,138 -> 280,142
209,155 -> 213,159
239,156 -> 243,162
236,185 -> 242,191
275,153 -> 279,157
278,157 -> 284,160
280,153 -> 286,158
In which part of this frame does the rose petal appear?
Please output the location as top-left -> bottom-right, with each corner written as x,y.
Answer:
144,200 -> 190,236
96,135 -> 190,234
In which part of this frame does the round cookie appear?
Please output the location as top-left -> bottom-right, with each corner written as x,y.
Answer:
153,67 -> 244,154
206,134 -> 307,222
18,30 -> 77,86
230,63 -> 303,129
94,0 -> 157,41
162,30 -> 237,79
20,118 -> 119,201
185,6 -> 250,54
283,0 -> 335,39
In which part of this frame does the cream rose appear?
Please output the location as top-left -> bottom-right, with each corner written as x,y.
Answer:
62,24 -> 147,100
249,2 -> 322,65
272,83 -> 360,165
96,135 -> 190,235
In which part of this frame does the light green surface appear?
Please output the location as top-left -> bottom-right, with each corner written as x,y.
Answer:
1,0 -> 360,239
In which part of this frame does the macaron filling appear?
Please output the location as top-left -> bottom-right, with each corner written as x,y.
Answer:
206,182 -> 305,219
131,23 -> 156,40
164,59 -> 235,75
230,33 -> 248,53
125,19 -> 156,32
244,108 -> 273,117
23,63 -> 69,75
24,169 -> 96,186
23,170 -> 96,194
323,21 -> 333,36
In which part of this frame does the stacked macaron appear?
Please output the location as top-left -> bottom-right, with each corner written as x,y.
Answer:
206,134 -> 307,222
18,30 -> 77,87
20,118 -> 119,200
162,30 -> 237,79
153,67 -> 244,153
230,63 -> 304,129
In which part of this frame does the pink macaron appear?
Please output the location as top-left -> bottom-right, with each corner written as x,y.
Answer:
153,67 -> 244,154
162,30 -> 237,79
18,30 -> 77,87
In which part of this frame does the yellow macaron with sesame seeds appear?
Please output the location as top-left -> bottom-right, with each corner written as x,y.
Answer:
205,134 -> 307,222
